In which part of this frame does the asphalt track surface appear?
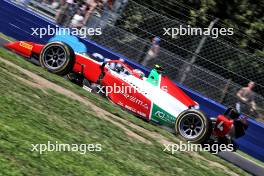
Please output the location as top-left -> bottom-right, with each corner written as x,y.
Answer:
218,151 -> 264,176
0,37 -> 264,176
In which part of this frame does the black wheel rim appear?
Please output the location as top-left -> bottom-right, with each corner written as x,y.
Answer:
179,112 -> 204,139
43,45 -> 67,69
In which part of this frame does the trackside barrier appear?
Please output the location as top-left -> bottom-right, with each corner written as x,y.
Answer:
1,0 -> 264,162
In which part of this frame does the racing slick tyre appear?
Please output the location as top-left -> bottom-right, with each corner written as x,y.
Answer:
175,109 -> 211,143
39,42 -> 75,75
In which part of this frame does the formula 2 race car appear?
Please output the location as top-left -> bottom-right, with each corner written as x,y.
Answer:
4,38 -> 248,146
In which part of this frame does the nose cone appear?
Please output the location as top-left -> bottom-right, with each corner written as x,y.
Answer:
4,42 -> 15,49
4,41 -> 33,57
4,41 -> 21,51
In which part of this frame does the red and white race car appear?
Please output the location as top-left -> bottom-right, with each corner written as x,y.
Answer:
4,39 -> 248,145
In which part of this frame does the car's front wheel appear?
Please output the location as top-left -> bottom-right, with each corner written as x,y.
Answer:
39,42 -> 75,75
175,109 -> 211,143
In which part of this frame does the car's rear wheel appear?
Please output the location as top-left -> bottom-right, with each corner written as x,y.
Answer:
175,109 -> 211,143
39,42 -> 75,75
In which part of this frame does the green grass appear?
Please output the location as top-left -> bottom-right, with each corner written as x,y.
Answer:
0,42 -> 251,175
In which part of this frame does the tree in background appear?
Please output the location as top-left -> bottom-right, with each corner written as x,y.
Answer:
133,0 -> 264,57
